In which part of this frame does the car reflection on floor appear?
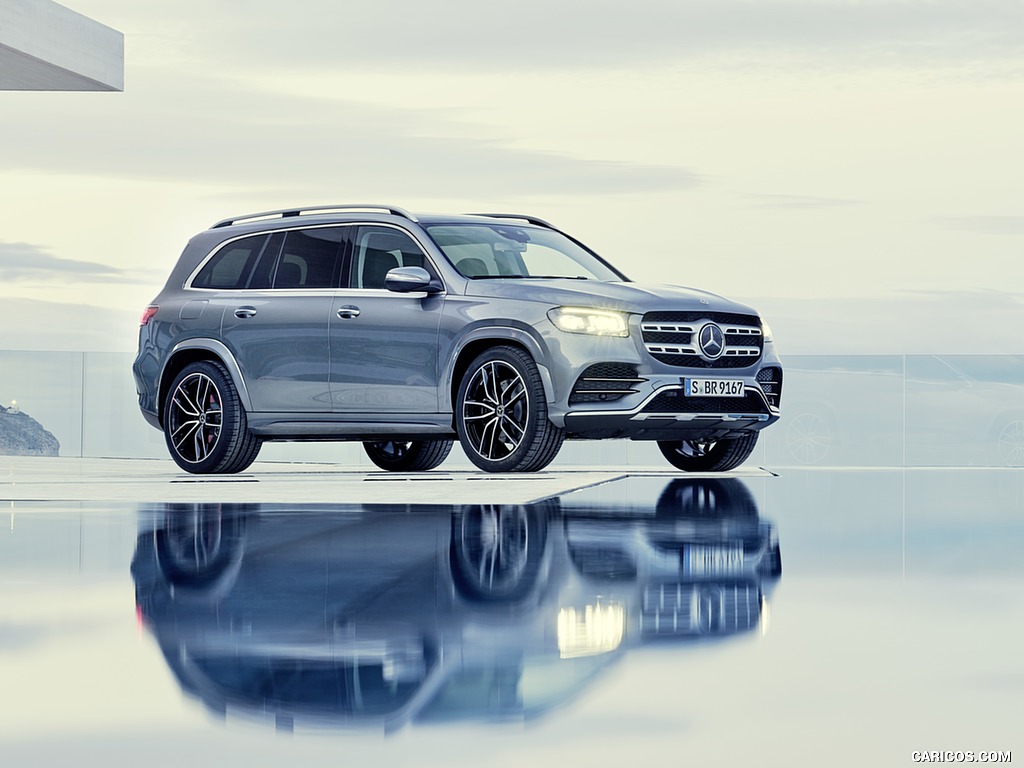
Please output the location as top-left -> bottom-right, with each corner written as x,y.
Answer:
130,477 -> 781,732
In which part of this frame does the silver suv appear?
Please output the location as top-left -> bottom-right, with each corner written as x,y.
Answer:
133,205 -> 782,474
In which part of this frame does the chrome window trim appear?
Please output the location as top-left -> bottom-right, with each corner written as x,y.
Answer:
183,222 -> 447,294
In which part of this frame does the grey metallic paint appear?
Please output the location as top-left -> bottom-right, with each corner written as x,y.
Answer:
133,210 -> 781,450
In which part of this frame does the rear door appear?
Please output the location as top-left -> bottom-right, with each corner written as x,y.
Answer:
217,226 -> 346,412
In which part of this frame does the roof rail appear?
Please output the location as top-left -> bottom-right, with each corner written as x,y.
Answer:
467,213 -> 556,230
211,204 -> 417,229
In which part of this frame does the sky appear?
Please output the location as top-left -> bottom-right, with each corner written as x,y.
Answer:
1,0 -> 1023,354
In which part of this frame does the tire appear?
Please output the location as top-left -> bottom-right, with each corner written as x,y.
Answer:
455,345 -> 564,472
655,478 -> 759,518
363,439 -> 453,471
658,432 -> 759,472
163,360 -> 261,474
449,504 -> 548,603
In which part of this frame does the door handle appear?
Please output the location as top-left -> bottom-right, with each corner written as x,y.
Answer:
337,305 -> 361,319
234,306 -> 257,319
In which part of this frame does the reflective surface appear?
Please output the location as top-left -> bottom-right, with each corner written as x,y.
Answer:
2,471 -> 1021,765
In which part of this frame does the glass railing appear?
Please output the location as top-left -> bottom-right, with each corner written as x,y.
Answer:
2,351 -> 1023,467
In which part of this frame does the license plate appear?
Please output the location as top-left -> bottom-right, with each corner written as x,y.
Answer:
683,545 -> 744,576
684,378 -> 744,397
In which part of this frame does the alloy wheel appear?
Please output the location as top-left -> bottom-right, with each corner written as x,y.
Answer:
461,360 -> 529,461
167,372 -> 224,464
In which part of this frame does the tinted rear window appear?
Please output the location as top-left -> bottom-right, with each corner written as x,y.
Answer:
192,234 -> 270,290
273,227 -> 346,289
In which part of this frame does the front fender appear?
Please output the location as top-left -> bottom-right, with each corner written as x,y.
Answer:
440,324 -> 555,413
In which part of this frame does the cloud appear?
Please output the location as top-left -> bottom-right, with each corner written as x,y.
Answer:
0,622 -> 46,651
901,288 -> 1024,309
938,216 -> 1024,234
112,0 -> 1024,73
0,76 -> 700,194
0,242 -> 127,282
745,193 -> 865,209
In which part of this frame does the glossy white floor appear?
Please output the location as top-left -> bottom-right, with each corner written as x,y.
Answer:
1,459 -> 1019,767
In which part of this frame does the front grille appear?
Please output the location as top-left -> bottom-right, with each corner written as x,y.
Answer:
642,311 -> 763,369
569,546 -> 637,580
641,389 -> 770,415
569,363 -> 645,405
640,582 -> 761,636
756,366 -> 783,408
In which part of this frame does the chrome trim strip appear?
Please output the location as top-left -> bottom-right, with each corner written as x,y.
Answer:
630,413 -> 771,422
645,345 -> 759,356
723,326 -> 762,336
722,347 -> 760,356
568,384 -> 774,419
641,323 -> 696,333
640,322 -> 761,336
646,344 -> 698,354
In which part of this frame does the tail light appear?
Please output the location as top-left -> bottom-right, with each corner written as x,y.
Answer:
140,306 -> 158,326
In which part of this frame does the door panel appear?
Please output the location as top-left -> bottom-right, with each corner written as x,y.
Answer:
221,293 -> 334,412
330,224 -> 445,414
329,292 -> 444,413
216,226 -> 348,413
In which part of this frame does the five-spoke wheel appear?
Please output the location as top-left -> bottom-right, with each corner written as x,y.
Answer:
455,346 -> 564,472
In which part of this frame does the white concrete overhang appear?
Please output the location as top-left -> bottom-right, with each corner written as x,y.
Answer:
0,0 -> 123,91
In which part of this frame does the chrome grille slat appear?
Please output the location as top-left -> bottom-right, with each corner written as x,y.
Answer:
640,582 -> 761,636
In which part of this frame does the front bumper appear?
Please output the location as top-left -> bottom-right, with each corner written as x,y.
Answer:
562,381 -> 779,440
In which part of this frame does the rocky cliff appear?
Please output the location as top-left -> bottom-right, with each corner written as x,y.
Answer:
0,405 -> 60,456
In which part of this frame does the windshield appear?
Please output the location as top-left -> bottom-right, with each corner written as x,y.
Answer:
425,224 -> 627,281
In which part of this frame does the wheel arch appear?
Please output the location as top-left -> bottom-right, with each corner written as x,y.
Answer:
158,339 -> 253,426
443,329 -> 555,416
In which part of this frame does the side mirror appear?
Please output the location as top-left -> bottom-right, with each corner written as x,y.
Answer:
385,266 -> 443,294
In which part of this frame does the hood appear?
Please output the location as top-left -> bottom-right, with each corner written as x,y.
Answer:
463,279 -> 760,317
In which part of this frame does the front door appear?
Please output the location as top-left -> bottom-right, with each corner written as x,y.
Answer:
330,225 -> 444,414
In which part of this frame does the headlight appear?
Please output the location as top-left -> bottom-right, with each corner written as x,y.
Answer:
761,320 -> 774,344
557,602 -> 625,658
548,307 -> 629,337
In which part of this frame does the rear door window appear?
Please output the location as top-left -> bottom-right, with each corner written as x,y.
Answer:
272,227 -> 348,289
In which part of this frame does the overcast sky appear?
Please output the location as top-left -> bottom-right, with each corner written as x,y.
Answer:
1,0 -> 1023,353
